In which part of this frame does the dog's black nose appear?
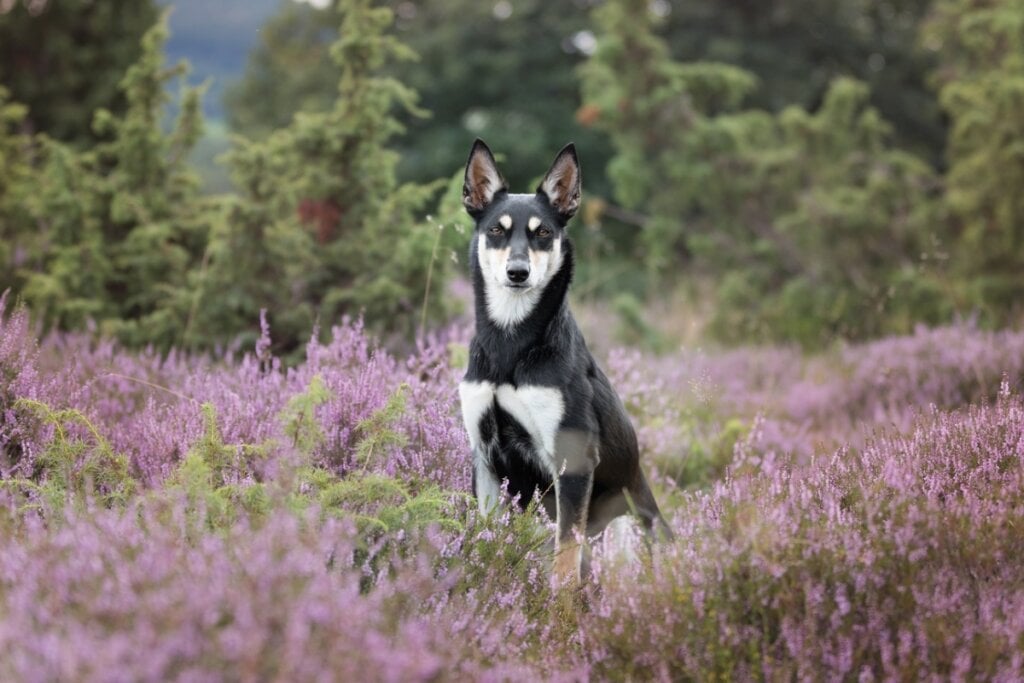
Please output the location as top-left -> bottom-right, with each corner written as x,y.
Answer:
506,264 -> 530,283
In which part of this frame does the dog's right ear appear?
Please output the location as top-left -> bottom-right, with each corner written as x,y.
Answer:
463,139 -> 508,218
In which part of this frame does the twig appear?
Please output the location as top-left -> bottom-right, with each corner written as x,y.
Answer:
420,222 -> 444,339
102,373 -> 199,405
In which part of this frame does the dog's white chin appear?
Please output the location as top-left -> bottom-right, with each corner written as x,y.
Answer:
485,281 -> 542,329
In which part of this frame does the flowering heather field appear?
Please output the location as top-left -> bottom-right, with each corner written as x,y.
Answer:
3,297 -> 1024,681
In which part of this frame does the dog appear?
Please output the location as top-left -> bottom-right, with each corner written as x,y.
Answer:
458,139 -> 672,584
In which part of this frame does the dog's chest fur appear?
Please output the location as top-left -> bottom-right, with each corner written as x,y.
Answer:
459,380 -> 563,474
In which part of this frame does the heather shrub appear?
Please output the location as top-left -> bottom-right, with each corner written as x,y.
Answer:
0,500 -> 564,681
3,300 -> 1024,678
580,390 -> 1024,680
11,399 -> 136,513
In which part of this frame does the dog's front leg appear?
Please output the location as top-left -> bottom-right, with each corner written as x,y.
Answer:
473,451 -> 502,516
551,430 -> 597,585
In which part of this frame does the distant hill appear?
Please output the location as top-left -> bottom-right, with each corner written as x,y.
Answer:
158,0 -> 285,192
160,0 -> 283,120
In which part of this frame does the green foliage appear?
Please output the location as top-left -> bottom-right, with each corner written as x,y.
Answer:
224,2 -> 338,139
280,375 -> 332,455
3,0 -> 1024,350
354,383 -> 409,468
163,403 -> 274,533
658,0 -> 943,165
678,417 -> 747,491
611,293 -> 668,352
2,3 -> 457,354
165,451 -> 270,535
583,0 -> 948,347
705,80 -> 949,346
183,134 -> 318,353
298,467 -> 459,536
189,402 -> 270,486
0,87 -> 37,294
281,0 -> 450,338
191,0 -> 456,352
8,399 -> 135,513
579,0 -> 759,265
224,0 -> 611,193
18,14 -> 209,349
924,0 -> 1024,322
0,0 -> 160,144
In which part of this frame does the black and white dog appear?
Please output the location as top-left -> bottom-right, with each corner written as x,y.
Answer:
458,139 -> 671,584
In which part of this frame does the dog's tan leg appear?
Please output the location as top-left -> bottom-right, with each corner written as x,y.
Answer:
553,537 -> 583,585
551,430 -> 597,587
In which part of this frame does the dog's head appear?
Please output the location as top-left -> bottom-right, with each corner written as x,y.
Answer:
462,139 -> 581,299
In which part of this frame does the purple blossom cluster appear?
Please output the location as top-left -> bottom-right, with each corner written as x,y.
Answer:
1,300 -> 471,492
582,389 -> 1024,680
604,324 -> 1024,475
2,299 -> 1024,680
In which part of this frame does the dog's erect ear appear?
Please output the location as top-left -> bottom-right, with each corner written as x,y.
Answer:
537,143 -> 581,220
463,139 -> 508,217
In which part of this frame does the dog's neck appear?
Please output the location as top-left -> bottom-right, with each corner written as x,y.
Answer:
472,238 -> 575,347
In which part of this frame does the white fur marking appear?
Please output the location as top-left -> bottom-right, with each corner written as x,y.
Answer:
474,457 -> 502,516
528,216 -> 541,231
596,516 -> 643,566
495,385 -> 564,470
477,234 -> 564,329
458,380 -> 495,449
499,214 -> 512,229
460,380 -> 503,515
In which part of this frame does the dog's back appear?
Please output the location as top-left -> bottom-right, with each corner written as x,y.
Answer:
458,139 -> 670,583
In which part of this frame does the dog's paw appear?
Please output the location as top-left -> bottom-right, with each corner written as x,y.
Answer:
552,541 -> 582,588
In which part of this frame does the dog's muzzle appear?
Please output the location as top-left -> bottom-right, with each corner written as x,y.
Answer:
506,259 -> 530,285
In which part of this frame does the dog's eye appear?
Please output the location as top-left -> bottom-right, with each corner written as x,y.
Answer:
487,226 -> 503,236
536,227 -> 551,238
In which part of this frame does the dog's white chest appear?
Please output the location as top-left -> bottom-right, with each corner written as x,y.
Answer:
458,380 -> 495,450
459,381 -> 564,466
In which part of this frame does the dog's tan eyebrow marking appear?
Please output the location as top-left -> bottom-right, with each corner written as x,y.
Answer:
528,216 -> 542,231
499,214 -> 512,229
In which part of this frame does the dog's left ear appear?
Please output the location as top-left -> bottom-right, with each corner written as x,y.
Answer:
537,143 -> 582,220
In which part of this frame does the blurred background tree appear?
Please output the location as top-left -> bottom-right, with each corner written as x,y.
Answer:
223,1 -> 338,140
17,15 -> 209,347
0,87 -> 37,295
924,0 -> 1024,323
190,0 -> 461,354
225,0 -> 612,194
659,0 -> 945,166
0,0 -> 160,144
580,0 -> 949,346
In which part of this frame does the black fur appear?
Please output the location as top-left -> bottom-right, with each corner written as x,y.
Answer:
460,140 -> 671,578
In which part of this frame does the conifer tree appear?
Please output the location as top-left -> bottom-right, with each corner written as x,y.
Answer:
0,0 -> 160,145
190,0 -> 455,353
579,0 -> 757,274
924,0 -> 1024,320
0,87 -> 37,295
182,136 -> 317,353
21,14 -> 209,348
290,0 -> 447,332
581,0 -> 945,347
